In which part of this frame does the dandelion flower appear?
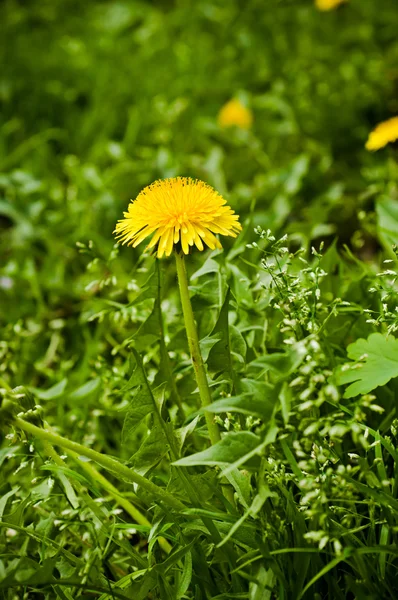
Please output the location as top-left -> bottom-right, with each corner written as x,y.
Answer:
218,98 -> 253,129
114,177 -> 241,258
365,117 -> 398,151
315,0 -> 346,10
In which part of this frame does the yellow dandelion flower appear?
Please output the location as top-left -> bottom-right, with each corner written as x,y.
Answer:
218,98 -> 253,129
365,116 -> 398,151
114,177 -> 242,258
315,0 -> 346,11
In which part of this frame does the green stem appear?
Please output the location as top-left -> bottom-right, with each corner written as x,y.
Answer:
175,251 -> 221,446
14,417 -> 185,512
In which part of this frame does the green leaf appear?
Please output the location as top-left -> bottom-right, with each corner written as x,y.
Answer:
122,351 -> 159,444
176,550 -> 192,599
284,154 -> 309,196
229,263 -> 253,307
230,324 -> 247,365
336,333 -> 398,398
191,256 -> 220,280
249,342 -> 307,379
122,351 -> 181,467
0,446 -> 20,469
0,556 -> 58,587
224,468 -> 251,509
0,488 -> 19,520
205,386 -> 277,421
128,262 -> 158,305
174,416 -> 200,454
129,425 -> 168,476
31,378 -> 68,400
218,484 -> 275,547
67,378 -> 101,402
173,432 -> 262,468
134,303 -> 162,350
199,332 -> 223,362
168,470 -> 218,503
376,197 -> 398,250
123,264 -> 162,352
207,288 -> 234,380
42,466 -> 80,510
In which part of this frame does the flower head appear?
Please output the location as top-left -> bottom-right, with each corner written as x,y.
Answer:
114,177 -> 241,258
365,117 -> 398,151
315,0 -> 346,10
218,98 -> 253,129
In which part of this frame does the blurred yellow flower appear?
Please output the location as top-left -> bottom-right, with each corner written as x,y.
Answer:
114,177 -> 241,258
315,0 -> 346,10
218,98 -> 253,129
366,117 -> 398,151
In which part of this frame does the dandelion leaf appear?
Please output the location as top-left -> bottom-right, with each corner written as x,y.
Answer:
337,333 -> 398,398
133,263 -> 162,351
133,295 -> 162,351
129,425 -> 168,476
122,349 -> 162,445
207,288 -> 234,379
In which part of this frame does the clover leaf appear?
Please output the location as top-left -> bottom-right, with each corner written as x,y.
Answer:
337,333 -> 398,398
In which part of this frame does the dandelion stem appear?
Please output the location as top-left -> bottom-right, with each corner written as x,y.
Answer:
13,417 -> 186,512
175,251 -> 221,446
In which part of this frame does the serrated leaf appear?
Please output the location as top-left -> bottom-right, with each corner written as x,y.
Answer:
129,425 -> 168,476
173,432 -> 261,468
207,288 -> 233,379
168,469 -> 218,503
336,333 -> 398,398
128,262 -> 158,306
133,299 -> 162,350
122,264 -> 163,353
122,351 -> 160,444
122,351 -> 181,468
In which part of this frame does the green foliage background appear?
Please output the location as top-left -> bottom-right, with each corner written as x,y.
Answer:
1,0 -> 398,598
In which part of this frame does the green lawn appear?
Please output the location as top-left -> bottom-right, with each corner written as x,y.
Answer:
1,1 -> 398,598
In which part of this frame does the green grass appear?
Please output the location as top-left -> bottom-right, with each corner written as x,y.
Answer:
1,0 -> 398,598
